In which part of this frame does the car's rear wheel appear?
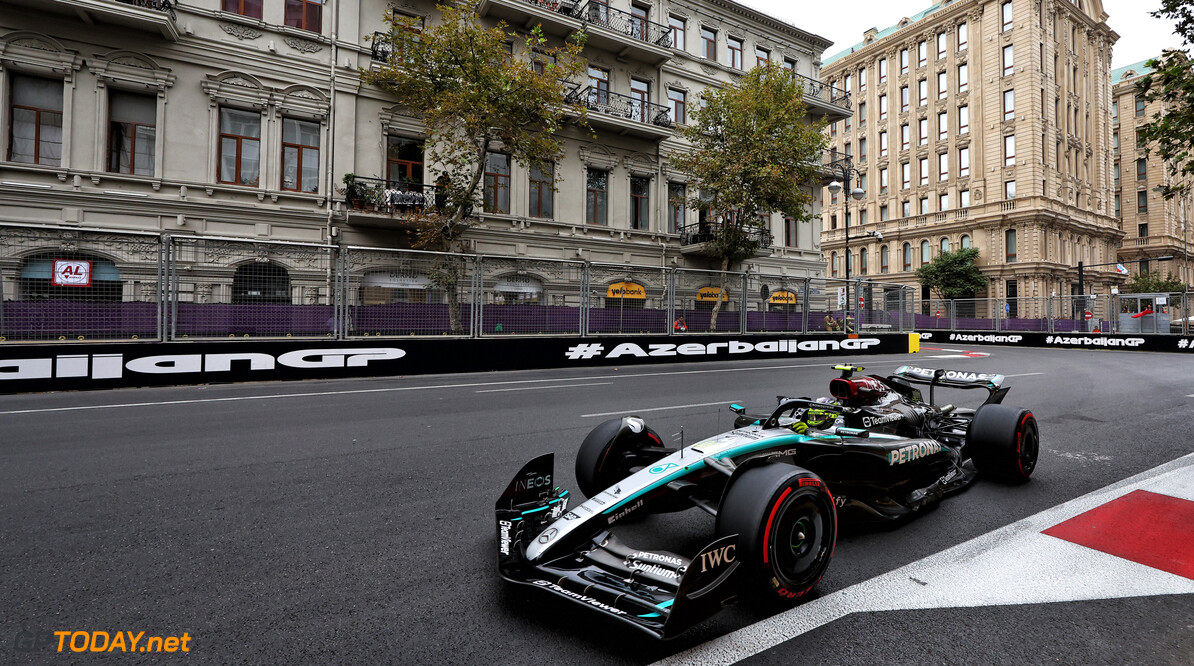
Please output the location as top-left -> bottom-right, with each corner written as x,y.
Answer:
966,404 -> 1039,484
716,463 -> 837,603
575,416 -> 665,498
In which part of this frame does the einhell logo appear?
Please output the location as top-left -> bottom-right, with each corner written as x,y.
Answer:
0,348 -> 405,381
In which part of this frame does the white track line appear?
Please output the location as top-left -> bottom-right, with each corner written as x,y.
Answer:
0,358 -> 934,416
652,451 -> 1194,666
477,382 -> 612,393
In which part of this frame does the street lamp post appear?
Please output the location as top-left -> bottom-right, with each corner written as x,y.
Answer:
827,163 -> 881,328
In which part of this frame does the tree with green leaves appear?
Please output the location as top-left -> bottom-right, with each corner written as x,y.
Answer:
1122,269 -> 1187,294
915,247 -> 988,301
1136,2 -> 1194,199
363,3 -> 586,331
670,62 -> 828,331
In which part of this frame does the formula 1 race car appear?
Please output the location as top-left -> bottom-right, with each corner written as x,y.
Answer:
495,365 -> 1039,639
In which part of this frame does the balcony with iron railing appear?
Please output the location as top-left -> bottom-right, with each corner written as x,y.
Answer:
477,0 -> 674,64
678,219 -> 774,258
567,86 -> 674,139
570,1 -> 673,62
29,0 -> 179,40
476,0 -> 584,38
795,72 -> 851,120
342,176 -> 449,228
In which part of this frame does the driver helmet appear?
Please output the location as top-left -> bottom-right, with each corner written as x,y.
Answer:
805,397 -> 838,429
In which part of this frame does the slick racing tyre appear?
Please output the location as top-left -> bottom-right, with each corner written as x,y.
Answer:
575,416 -> 665,498
966,404 -> 1039,484
716,463 -> 837,604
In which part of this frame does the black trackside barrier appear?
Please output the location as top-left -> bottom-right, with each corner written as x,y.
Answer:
918,330 -> 1194,354
0,334 -> 913,394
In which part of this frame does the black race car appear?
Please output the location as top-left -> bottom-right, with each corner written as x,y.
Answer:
495,364 -> 1039,639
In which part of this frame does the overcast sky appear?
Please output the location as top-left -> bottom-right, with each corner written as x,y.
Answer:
739,0 -> 1182,69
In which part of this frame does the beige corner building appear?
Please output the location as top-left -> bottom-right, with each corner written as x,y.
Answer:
820,0 -> 1124,310
1112,59 -> 1192,287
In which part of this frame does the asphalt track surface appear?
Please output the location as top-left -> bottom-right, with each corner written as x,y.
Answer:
1,344 -> 1192,664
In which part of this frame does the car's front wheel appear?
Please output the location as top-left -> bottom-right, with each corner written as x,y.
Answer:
966,404 -> 1039,484
575,416 -> 665,498
716,463 -> 837,603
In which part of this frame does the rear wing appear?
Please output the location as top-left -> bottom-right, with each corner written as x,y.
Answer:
891,365 -> 1008,405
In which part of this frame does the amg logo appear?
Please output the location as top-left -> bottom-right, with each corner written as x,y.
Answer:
607,499 -> 644,525
0,348 -> 406,381
699,544 -> 736,572
531,580 -> 627,616
888,441 -> 944,466
498,520 -> 513,556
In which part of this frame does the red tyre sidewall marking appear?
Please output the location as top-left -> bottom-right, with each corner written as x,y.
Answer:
763,487 -> 793,565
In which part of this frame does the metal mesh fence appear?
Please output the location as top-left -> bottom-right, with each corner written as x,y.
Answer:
744,274 -> 808,333
168,236 -> 335,339
341,246 -> 477,337
672,268 -> 746,333
8,223 -> 1189,341
586,263 -> 671,335
478,256 -> 586,336
0,225 -> 163,342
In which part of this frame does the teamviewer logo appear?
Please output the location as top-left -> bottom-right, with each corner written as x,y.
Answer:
565,344 -> 605,360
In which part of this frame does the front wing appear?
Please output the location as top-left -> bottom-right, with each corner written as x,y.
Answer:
495,454 -> 740,639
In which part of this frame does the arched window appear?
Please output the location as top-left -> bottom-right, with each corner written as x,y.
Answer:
18,252 -> 122,303
920,240 -> 931,266
902,243 -> 912,271
232,262 -> 291,304
831,252 -> 838,277
860,247 -> 869,274
961,234 -> 971,249
940,237 -> 950,253
493,274 -> 543,305
880,245 -> 889,273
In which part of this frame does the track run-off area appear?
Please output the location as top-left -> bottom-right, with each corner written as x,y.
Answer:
1,344 -> 1192,664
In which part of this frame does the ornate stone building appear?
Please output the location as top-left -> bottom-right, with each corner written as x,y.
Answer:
1112,58 -> 1192,287
820,0 -> 1123,309
0,0 -> 849,312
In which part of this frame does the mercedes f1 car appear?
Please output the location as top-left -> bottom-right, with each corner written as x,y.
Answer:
495,364 -> 1039,639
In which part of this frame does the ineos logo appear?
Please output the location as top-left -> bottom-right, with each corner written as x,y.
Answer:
514,474 -> 552,492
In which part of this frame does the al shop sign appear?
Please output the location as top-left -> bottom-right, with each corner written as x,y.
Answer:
52,259 -> 92,287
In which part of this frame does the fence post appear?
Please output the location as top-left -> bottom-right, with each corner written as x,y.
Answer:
739,271 -> 747,334
156,235 -> 165,341
168,236 -> 178,341
801,277 -> 810,333
667,268 -> 676,335
580,261 -> 591,337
